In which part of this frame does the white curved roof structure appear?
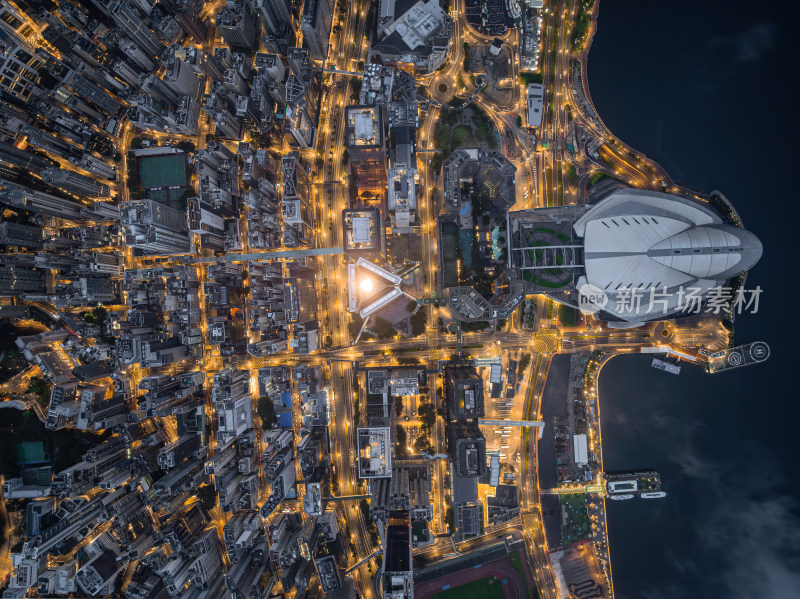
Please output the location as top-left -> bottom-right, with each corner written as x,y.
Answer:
573,189 -> 762,322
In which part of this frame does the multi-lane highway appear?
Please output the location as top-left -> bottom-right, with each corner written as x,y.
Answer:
313,1 -> 378,595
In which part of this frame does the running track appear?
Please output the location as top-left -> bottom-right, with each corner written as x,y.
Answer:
415,557 -> 534,599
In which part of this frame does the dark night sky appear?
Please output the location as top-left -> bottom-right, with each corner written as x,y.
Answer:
586,1 -> 799,597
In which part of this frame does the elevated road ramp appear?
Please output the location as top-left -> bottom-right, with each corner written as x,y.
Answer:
345,548 -> 382,575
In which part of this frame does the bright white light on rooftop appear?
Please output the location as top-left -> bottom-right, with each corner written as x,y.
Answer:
360,278 -> 373,293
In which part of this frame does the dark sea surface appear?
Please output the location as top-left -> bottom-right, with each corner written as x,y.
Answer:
586,1 -> 798,597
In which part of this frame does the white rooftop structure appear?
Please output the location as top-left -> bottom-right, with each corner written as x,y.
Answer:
573,433 -> 588,465
527,84 -> 544,128
349,257 -> 407,319
357,257 -> 402,285
354,112 -> 371,138
359,287 -> 402,319
574,189 -> 762,323
395,5 -> 438,49
350,109 -> 378,144
387,166 -> 416,229
388,369 -> 419,396
348,263 -> 358,312
357,427 -> 392,478
607,479 -> 638,494
360,63 -> 394,105
352,217 -> 371,243
463,148 -> 479,161
489,454 -> 500,487
380,0 -> 445,46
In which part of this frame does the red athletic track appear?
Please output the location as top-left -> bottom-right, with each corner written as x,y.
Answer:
415,557 -> 534,599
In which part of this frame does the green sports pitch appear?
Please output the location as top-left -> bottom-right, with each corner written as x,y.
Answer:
430,576 -> 506,599
138,154 -> 188,189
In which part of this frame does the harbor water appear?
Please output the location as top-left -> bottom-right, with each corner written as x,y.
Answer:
587,1 -> 798,597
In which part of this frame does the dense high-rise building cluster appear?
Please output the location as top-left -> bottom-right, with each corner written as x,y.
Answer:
0,0 -> 372,596
0,0 -> 558,594
0,0 -> 768,597
345,63 -> 421,234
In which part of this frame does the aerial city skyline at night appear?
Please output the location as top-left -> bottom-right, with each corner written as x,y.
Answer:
0,0 -> 785,598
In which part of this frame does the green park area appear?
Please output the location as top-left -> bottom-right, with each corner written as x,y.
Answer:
410,307 -> 428,337
520,71 -> 543,85
451,125 -> 471,144
560,493 -> 591,546
589,172 -> 607,185
566,164 -> 579,188
522,270 -> 572,289
432,105 -> 499,171
572,0 -> 596,51
138,154 -> 189,189
558,304 -> 579,328
522,251 -> 572,288
431,576 -> 506,599
438,121 -> 482,151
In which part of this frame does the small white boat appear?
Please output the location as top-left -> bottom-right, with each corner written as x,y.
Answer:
608,494 -> 634,501
640,491 -> 667,499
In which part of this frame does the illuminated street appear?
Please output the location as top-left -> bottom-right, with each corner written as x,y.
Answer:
0,0 -> 775,598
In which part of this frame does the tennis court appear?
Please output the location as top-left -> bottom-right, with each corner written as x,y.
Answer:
138,154 -> 188,189
16,441 -> 48,464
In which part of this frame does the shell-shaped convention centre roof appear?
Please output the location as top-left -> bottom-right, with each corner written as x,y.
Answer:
573,188 -> 762,322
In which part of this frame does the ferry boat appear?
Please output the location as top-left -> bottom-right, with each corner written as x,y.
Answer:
608,494 -> 634,501
640,491 -> 667,499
